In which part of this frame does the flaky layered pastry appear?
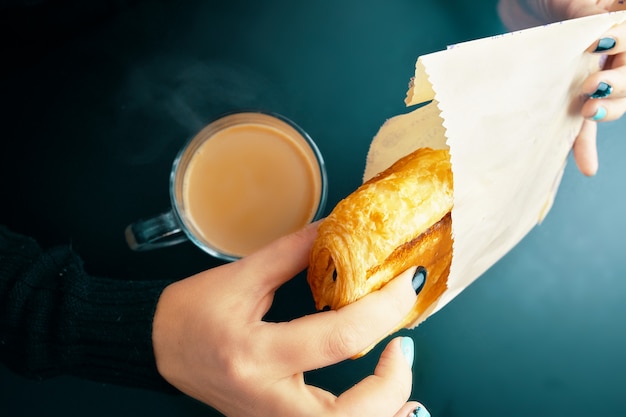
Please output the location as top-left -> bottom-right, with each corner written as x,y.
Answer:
307,147 -> 454,346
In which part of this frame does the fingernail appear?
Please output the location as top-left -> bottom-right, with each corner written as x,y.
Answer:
591,106 -> 608,121
594,37 -> 616,53
409,405 -> 431,417
401,337 -> 415,367
412,266 -> 427,295
589,82 -> 613,99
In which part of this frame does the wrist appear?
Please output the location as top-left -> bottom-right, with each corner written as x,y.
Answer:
151,277 -> 203,395
151,282 -> 181,386
151,275 -> 222,405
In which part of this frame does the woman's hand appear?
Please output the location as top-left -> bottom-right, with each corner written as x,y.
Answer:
498,0 -> 626,175
555,2 -> 626,175
151,222 -> 429,417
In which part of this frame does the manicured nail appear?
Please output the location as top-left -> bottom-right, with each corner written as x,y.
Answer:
409,405 -> 431,417
412,266 -> 427,295
591,106 -> 608,121
401,337 -> 415,367
594,37 -> 616,53
589,82 -> 613,99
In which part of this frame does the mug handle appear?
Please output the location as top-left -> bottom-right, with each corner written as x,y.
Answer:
125,210 -> 188,250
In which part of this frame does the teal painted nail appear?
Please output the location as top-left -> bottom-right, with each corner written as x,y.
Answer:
589,82 -> 612,99
412,266 -> 427,295
409,405 -> 431,417
594,37 -> 616,53
401,337 -> 415,367
592,106 -> 608,121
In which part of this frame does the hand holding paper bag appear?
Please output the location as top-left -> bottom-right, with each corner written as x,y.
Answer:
499,0 -> 626,175
575,19 -> 626,176
397,10 -> 625,317
376,11 -> 626,321
309,12 -> 626,350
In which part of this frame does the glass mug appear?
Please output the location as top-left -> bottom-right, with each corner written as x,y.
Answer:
125,111 -> 328,261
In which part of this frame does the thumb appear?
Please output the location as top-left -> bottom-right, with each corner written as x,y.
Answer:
234,220 -> 320,292
334,337 -> 414,417
374,336 -> 415,392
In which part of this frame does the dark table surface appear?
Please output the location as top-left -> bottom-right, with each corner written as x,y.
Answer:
2,1 -> 625,416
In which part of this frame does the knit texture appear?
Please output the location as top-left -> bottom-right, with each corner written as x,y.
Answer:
0,225 -> 178,393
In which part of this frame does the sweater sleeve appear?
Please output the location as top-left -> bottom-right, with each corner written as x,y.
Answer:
0,225 -> 178,393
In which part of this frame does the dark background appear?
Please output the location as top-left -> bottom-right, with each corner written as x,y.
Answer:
1,1 -> 625,416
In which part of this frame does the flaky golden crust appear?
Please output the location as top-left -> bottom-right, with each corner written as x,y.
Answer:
307,147 -> 453,338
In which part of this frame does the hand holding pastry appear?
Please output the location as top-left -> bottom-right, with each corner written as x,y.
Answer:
152,222 -> 429,417
308,148 -> 453,356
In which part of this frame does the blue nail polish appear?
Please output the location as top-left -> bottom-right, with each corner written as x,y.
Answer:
594,37 -> 616,53
409,405 -> 431,417
401,337 -> 415,368
592,106 -> 608,121
589,82 -> 612,99
412,266 -> 427,295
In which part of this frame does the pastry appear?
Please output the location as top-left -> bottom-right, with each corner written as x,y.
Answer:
307,147 -> 453,352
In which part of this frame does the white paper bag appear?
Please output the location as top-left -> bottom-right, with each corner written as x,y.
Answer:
364,12 -> 626,323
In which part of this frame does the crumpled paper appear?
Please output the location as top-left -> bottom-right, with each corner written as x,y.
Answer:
364,11 -> 626,323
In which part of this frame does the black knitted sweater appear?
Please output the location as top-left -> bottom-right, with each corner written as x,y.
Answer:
0,225 -> 177,393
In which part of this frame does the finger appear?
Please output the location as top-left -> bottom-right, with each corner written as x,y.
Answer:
233,220 -> 321,292
611,49 -> 626,69
260,267 -> 418,375
210,221 -> 320,321
582,66 -> 626,105
582,96 -> 626,122
333,337 -> 415,417
588,20 -> 626,54
573,119 -> 599,176
394,402 -> 431,417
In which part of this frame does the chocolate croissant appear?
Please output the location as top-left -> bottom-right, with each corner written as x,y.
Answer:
307,147 -> 454,345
